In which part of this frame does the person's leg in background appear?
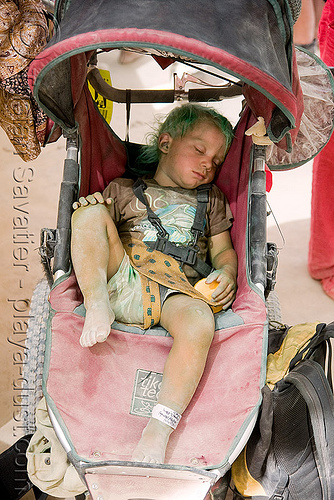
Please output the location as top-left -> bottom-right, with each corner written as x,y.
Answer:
293,0 -> 325,51
308,0 -> 334,299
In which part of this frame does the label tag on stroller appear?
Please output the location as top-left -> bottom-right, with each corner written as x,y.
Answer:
130,369 -> 163,418
87,69 -> 113,124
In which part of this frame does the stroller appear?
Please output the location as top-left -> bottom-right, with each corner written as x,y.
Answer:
18,0 -> 334,499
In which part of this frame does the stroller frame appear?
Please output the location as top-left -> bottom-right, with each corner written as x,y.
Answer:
26,1 -> 328,498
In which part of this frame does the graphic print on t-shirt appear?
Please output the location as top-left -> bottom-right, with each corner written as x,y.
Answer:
140,204 -> 198,244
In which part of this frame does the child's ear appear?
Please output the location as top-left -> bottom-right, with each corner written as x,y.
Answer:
158,133 -> 172,153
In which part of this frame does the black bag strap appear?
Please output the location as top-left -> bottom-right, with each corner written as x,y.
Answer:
268,471 -> 289,500
289,322 -> 334,388
132,178 -> 213,277
280,360 -> 334,500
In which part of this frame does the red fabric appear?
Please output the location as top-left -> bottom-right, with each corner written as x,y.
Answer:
75,85 -> 127,195
70,53 -> 128,195
308,0 -> 334,280
265,165 -> 273,192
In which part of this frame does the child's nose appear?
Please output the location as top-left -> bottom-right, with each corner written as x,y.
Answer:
201,158 -> 212,172
200,156 -> 209,169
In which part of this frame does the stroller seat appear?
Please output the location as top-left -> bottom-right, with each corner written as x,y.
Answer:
42,109 -> 268,482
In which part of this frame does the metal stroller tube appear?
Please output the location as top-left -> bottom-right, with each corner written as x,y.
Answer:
53,134 -> 80,280
249,145 -> 267,294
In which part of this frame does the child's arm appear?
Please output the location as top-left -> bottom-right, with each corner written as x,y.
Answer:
207,231 -> 238,310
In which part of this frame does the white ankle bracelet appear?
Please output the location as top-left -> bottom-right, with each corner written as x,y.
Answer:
151,403 -> 182,429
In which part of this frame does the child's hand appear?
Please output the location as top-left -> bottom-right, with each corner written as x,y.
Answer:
72,192 -> 113,210
205,266 -> 237,310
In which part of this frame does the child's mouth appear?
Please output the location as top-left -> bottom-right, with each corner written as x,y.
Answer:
193,171 -> 206,180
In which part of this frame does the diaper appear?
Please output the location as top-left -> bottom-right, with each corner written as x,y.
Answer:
107,252 -> 144,325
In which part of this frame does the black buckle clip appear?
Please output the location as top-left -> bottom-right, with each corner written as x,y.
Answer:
155,236 -> 168,253
182,245 -> 198,266
154,238 -> 199,267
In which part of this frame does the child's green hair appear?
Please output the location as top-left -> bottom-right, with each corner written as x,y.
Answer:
133,103 -> 234,175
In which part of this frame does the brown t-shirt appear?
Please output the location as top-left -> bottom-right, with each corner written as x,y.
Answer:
103,177 -> 233,281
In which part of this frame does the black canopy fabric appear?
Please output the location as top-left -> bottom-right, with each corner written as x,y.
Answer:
29,0 -> 303,151
51,0 -> 293,90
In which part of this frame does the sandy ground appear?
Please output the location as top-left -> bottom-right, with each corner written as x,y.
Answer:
0,130 -> 64,436
0,51 -> 333,499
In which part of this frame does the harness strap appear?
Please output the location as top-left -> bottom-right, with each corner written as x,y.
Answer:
133,178 -> 212,277
191,183 -> 210,236
133,179 -> 168,238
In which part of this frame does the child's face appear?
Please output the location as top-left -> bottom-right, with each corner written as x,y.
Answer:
154,121 -> 227,189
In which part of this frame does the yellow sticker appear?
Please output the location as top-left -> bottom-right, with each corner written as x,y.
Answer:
87,69 -> 113,124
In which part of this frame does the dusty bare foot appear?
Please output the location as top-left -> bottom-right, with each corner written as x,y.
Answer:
80,298 -> 115,347
131,418 -> 173,464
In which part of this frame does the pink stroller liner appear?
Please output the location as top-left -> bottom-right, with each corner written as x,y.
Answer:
44,109 -> 268,468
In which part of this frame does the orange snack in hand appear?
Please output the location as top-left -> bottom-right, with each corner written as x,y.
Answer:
194,278 -> 223,313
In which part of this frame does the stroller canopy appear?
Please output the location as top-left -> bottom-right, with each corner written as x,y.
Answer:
30,0 -> 303,153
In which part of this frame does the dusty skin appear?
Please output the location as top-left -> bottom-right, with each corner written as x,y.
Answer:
72,194 -> 116,347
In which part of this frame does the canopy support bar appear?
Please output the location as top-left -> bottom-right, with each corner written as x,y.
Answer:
87,67 -> 243,104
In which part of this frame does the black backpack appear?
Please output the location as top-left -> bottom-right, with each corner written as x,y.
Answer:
228,321 -> 334,500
